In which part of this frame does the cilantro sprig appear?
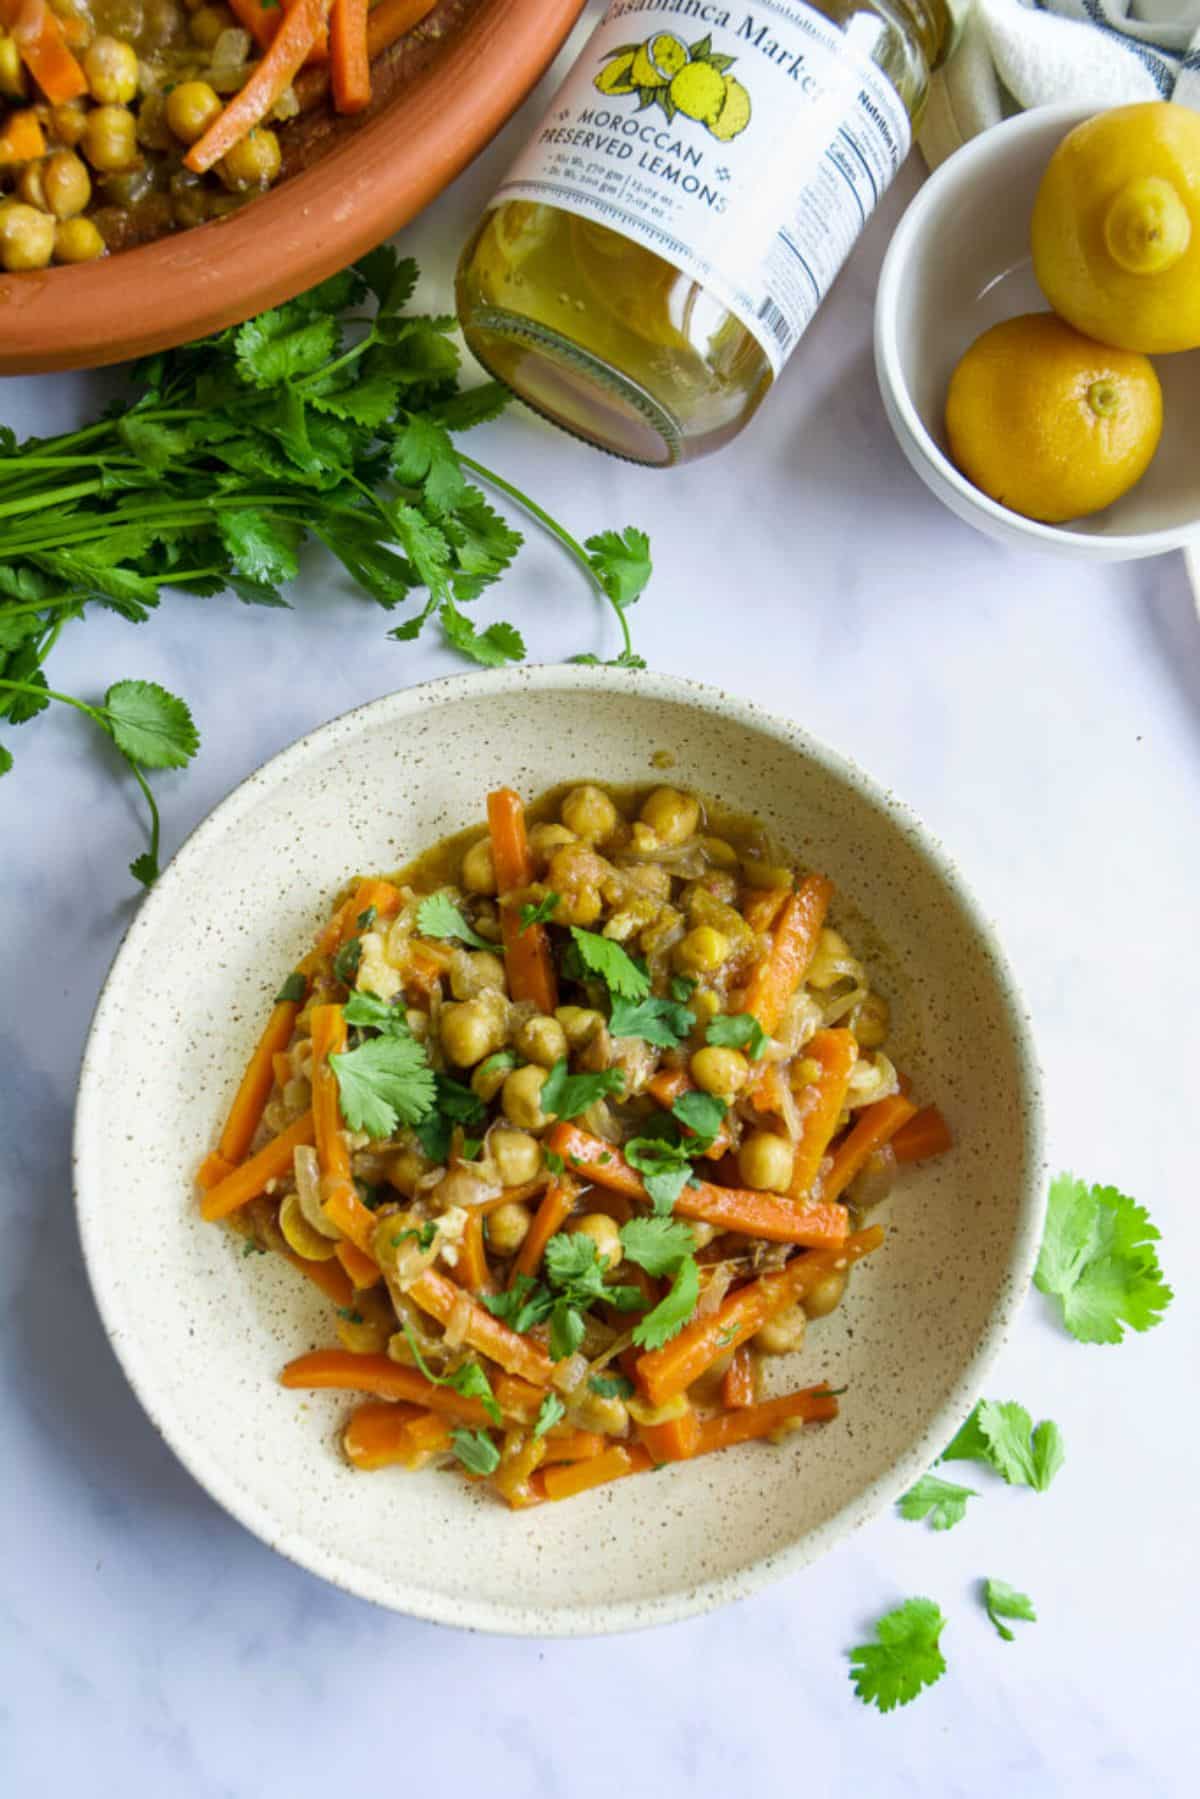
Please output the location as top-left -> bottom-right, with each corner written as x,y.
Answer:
328,990 -> 435,1138
942,1400 -> 1064,1492
981,1579 -> 1036,1642
1035,1172 -> 1172,1344
565,928 -> 650,1001
541,1058 -> 625,1121
416,891 -> 495,952
896,1472 -> 978,1532
848,1599 -> 948,1712
402,1322 -> 501,1425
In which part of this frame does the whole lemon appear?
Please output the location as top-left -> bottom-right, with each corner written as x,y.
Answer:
709,76 -> 752,141
669,59 -> 726,124
944,313 -> 1162,523
1032,101 -> 1200,353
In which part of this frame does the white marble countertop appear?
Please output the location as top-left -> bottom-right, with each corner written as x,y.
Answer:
1,21 -> 1196,1795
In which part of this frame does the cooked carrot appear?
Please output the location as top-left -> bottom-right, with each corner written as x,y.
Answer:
295,0 -> 435,108
342,1399 -> 426,1469
635,1227 -> 884,1407
404,941 -> 451,997
196,1150 -> 234,1191
695,1386 -> 839,1451
487,787 -> 558,1014
646,1069 -> 732,1159
477,1175 -> 551,1214
540,1429 -> 606,1465
335,1238 -> 382,1289
747,1060 -> 790,1118
225,0 -> 283,48
741,887 -> 789,933
0,107 -> 45,163
510,1175 -> 575,1283
282,1247 -> 356,1309
8,0 -> 87,104
823,1094 -> 919,1203
330,0 -> 370,112
892,1104 -> 954,1165
539,1444 -> 653,1501
322,1178 -> 378,1260
455,1208 -> 494,1295
638,1406 -> 701,1463
737,874 -> 833,1035
283,1349 -> 493,1423
201,1111 -> 316,1220
787,1027 -> 859,1201
185,0 -> 331,173
721,1345 -> 756,1409
271,1051 -> 292,1089
545,1122 -> 847,1247
309,1003 -> 350,1180
217,987 -> 306,1167
408,1268 -> 556,1386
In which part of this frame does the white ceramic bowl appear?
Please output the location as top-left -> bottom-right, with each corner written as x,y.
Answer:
875,104 -> 1200,560
74,668 -> 1044,1635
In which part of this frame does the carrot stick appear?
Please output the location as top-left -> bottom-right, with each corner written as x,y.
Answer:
201,1111 -> 315,1220
295,0 -> 435,108
738,874 -> 833,1035
225,0 -> 283,48
695,1386 -> 840,1451
283,1350 -> 496,1424
635,1227 -> 884,1408
646,1069 -> 732,1159
455,1208 -> 494,1295
892,1104 -> 954,1165
539,1444 -> 653,1501
335,1238 -> 382,1289
196,1150 -> 234,1191
330,0 -> 370,112
540,1428 -> 606,1465
9,0 -> 87,104
823,1095 -> 919,1203
509,1175 -> 575,1283
787,1027 -> 859,1201
184,0 -> 331,174
408,1268 -> 556,1386
638,1406 -> 701,1463
322,1179 -> 378,1260
217,987 -> 306,1167
309,1003 -> 350,1181
0,108 -> 45,162
747,1060 -> 790,1118
741,887 -> 789,933
316,880 -> 399,957
721,1344 -> 756,1409
282,1247 -> 356,1308
342,1399 -> 426,1469
487,787 -> 558,1014
545,1123 -> 848,1247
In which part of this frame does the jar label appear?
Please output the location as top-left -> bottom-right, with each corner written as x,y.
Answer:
490,1 -> 912,374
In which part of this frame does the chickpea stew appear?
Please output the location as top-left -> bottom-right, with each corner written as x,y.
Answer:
0,0 -> 437,270
198,782 -> 954,1508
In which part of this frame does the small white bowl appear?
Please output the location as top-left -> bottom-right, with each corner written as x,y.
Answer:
875,104 -> 1200,560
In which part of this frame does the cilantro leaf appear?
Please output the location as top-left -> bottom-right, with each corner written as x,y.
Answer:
236,312 -> 338,387
982,1579 -> 1036,1642
608,993 -> 693,1048
549,1298 -> 586,1362
451,1428 -> 500,1476
440,601 -> 526,669
519,892 -> 559,932
624,1133 -> 695,1215
897,1473 -> 977,1532
588,1371 -> 634,1399
475,1049 -> 516,1084
342,990 -> 410,1034
275,972 -> 307,1004
631,1254 -> 700,1350
1034,1172 -> 1173,1344
619,1216 -> 696,1277
544,1149 -> 565,1176
706,1013 -> 768,1060
532,1392 -> 566,1439
218,509 -> 303,587
943,1401 -> 1064,1492
543,1232 -> 640,1311
567,927 -> 650,1001
849,1599 -> 948,1713
670,974 -> 697,1003
672,1090 -> 725,1144
104,680 -> 199,770
0,744 -> 12,777
332,937 -> 363,986
416,890 -> 494,951
329,1033 -> 435,1138
482,1273 -> 554,1335
541,1057 -> 625,1121
402,1323 -> 501,1425
585,527 -> 652,609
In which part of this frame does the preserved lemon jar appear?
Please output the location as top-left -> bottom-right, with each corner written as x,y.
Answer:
457,1 -> 950,465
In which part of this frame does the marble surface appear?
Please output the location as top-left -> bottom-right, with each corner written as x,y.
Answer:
1,19 -> 1197,1795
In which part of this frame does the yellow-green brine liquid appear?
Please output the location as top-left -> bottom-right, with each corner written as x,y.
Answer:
456,1 -> 949,465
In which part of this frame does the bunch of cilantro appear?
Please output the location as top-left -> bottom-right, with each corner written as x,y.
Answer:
0,250 -> 651,885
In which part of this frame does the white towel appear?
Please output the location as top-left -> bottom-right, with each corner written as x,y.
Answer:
919,0 -> 1200,168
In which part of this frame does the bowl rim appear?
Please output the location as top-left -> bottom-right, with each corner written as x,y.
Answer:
0,0 -> 585,376
875,101 -> 1199,558
73,665 -> 1046,1636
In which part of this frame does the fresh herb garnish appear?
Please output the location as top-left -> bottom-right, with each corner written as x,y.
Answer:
544,1148 -> 565,1176
403,1321 -> 501,1425
1034,1172 -> 1172,1344
629,1254 -> 700,1350
588,1371 -> 634,1399
566,928 -> 650,1001
608,993 -> 694,1048
705,1012 -> 768,1060
336,1306 -> 364,1324
342,989 -> 409,1034
849,1599 -> 948,1712
624,1131 -> 697,1216
332,936 -> 363,986
356,904 -> 378,931
671,1090 -> 725,1145
475,1048 -> 517,1085
942,1401 -> 1064,1492
413,1072 -> 488,1163
486,1233 -> 640,1362
519,892 -> 560,932
981,1579 -> 1037,1642
543,1232 -> 641,1312
897,1473 -> 978,1532
619,1216 -> 697,1276
416,891 -> 495,952
541,1057 -> 625,1121
0,252 -> 652,885
532,1392 -> 566,1439
669,974 -> 697,1003
450,1428 -> 501,1476
241,1238 -> 266,1257
275,971 -> 307,1004
329,1033 -> 435,1138
391,1222 -> 437,1251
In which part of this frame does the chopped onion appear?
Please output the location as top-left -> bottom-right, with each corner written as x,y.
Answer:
775,1072 -> 804,1144
615,841 -> 709,878
444,1290 -> 474,1351
551,1353 -> 589,1395
696,1261 -> 734,1318
820,983 -> 867,1027
294,1145 -> 342,1239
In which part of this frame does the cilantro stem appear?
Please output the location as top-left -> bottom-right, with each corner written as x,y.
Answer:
0,478 -> 108,518
126,757 -> 161,876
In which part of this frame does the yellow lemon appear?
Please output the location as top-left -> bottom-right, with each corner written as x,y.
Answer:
1032,101 -> 1200,353
709,76 -> 751,141
944,313 -> 1162,523
594,50 -> 638,97
669,59 -> 726,125
630,32 -> 688,88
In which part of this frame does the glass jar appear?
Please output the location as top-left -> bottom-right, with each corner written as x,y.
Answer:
456,1 -> 950,466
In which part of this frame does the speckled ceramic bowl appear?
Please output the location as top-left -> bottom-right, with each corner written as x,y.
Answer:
74,668 -> 1044,1634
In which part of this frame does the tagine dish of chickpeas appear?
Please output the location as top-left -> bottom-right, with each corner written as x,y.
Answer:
197,781 -> 954,1508
0,0 -> 439,269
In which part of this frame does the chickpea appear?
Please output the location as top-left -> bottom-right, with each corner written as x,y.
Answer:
690,1044 -> 749,1097
17,162 -> 47,210
555,1005 -> 604,1049
471,1053 -> 513,1104
741,860 -> 794,891
852,992 -> 890,1050
84,36 -> 139,106
440,999 -> 504,1069
0,33 -> 25,100
640,787 -> 700,845
449,950 -> 507,1001
491,1128 -> 542,1187
486,1200 -> 532,1257
527,821 -> 575,867
571,1389 -> 629,1436
82,105 -> 139,173
513,1012 -> 568,1070
460,836 -> 497,896
41,151 -> 91,220
218,127 -> 281,192
675,924 -> 730,976
165,79 -> 223,146
48,102 -> 87,148
53,216 -> 105,262
738,1131 -> 795,1193
803,1267 -> 847,1319
570,1211 -> 622,1270
754,1302 -> 807,1355
561,783 -> 618,844
689,988 -> 721,1027
189,3 -> 235,49
501,1063 -> 548,1130
384,1145 -> 427,1196
0,203 -> 55,272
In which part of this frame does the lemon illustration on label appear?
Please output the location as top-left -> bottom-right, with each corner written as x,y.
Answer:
669,60 -> 726,125
593,32 -> 751,140
594,49 -> 638,96
709,77 -> 751,142
630,32 -> 689,87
